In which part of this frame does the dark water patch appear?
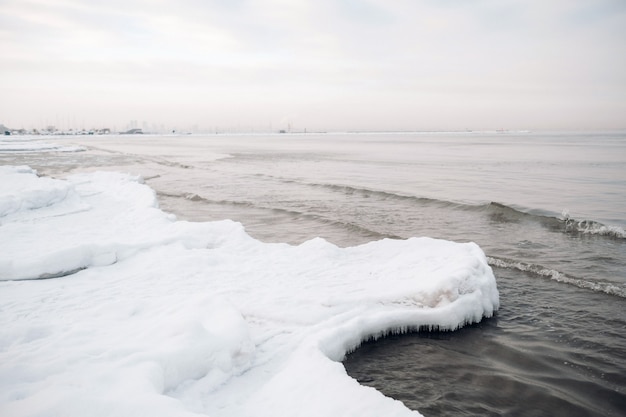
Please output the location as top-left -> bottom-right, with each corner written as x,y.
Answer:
343,268 -> 626,417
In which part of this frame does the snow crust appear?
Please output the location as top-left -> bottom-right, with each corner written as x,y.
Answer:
0,166 -> 499,417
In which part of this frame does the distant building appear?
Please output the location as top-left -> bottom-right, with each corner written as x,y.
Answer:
121,128 -> 143,134
0,124 -> 10,135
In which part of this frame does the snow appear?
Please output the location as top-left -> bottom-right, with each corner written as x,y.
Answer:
0,166 -> 499,417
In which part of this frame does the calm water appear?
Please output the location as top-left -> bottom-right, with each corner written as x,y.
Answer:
3,131 -> 625,416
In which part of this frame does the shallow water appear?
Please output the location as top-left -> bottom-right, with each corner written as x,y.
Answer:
3,130 -> 625,415
344,267 -> 626,417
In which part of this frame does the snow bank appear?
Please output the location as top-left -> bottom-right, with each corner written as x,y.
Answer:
0,166 -> 499,417
0,166 -> 81,219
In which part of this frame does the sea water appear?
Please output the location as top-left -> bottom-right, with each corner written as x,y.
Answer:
3,130 -> 625,416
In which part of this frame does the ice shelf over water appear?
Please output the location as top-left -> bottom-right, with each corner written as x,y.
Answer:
0,166 -> 499,417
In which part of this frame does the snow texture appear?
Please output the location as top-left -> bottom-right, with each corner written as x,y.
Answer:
0,166 -> 499,417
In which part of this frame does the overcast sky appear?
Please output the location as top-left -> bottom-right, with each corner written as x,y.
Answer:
1,0 -> 625,132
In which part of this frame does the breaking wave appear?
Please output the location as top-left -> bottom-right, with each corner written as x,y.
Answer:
561,213 -> 626,239
488,256 -> 626,298
294,181 -> 626,240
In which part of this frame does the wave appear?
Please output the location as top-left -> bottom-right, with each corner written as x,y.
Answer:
488,256 -> 626,298
287,180 -> 465,208
157,191 -> 401,242
289,180 -> 626,240
159,191 -> 263,209
158,189 -> 625,298
484,204 -> 626,239
561,214 -> 626,239
167,173 -> 626,241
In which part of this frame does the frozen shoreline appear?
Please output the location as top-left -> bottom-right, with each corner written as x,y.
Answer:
0,166 -> 499,417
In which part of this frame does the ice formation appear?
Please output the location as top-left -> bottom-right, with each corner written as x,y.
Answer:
0,166 -> 499,417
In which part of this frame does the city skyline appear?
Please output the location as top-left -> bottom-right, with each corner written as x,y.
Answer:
2,0 -> 625,132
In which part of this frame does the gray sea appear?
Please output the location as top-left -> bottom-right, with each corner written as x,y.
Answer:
3,130 -> 625,416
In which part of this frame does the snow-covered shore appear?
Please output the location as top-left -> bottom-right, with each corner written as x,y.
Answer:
0,166 -> 499,417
